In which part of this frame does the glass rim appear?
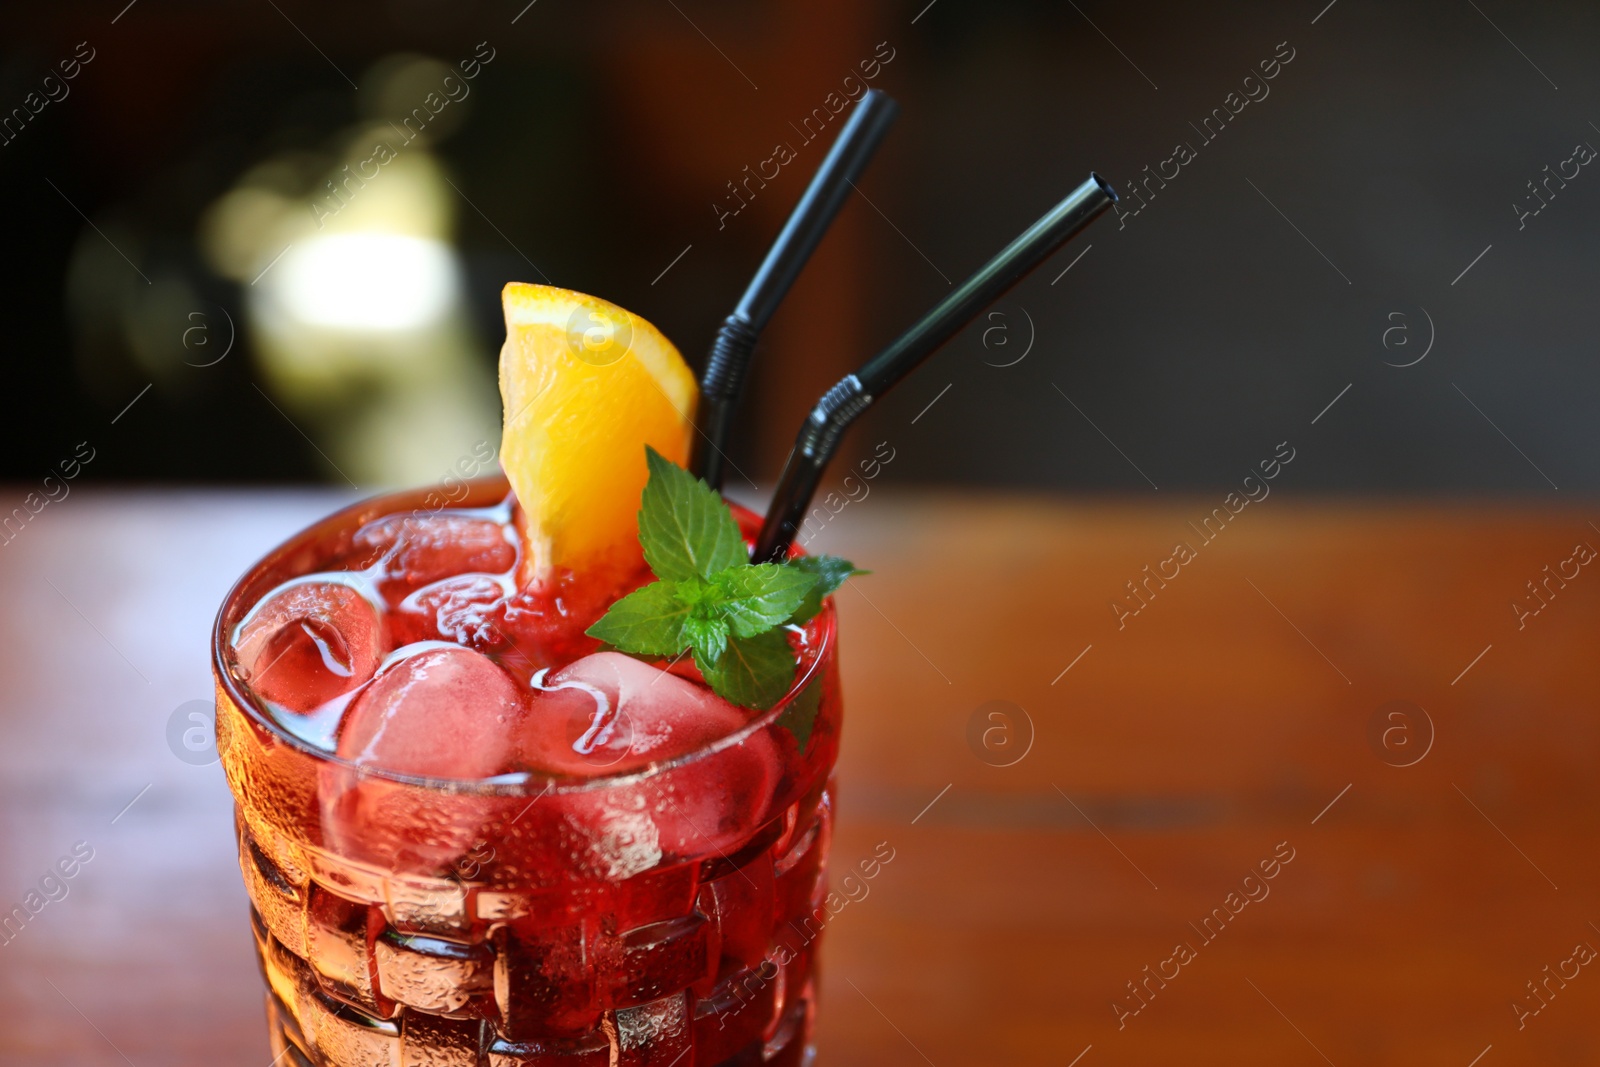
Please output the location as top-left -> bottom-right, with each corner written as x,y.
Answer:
212,476 -> 835,797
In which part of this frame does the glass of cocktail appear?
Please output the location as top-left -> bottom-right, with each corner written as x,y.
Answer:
214,285 -> 852,1066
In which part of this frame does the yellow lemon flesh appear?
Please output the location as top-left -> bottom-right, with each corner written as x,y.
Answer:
498,282 -> 698,589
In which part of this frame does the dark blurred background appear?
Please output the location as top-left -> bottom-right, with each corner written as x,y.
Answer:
3,0 -> 1597,495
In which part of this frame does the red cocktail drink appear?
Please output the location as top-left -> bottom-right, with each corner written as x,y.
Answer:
214,476 -> 841,1066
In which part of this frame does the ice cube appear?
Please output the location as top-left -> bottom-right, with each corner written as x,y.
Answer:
353,512 -> 516,587
517,652 -> 748,776
394,574 -> 510,648
644,732 -> 781,861
519,653 -> 782,863
544,737 -> 782,876
233,579 -> 385,713
336,644 -> 522,779
321,645 -> 523,873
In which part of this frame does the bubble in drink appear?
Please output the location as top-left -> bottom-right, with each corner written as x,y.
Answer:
232,579 -> 385,713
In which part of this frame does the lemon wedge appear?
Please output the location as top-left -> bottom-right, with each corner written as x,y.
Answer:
498,282 -> 698,587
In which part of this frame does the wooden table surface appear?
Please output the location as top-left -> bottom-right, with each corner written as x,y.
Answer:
2,489 -> 1597,1066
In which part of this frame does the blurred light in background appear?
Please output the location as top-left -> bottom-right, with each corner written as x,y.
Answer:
191,53 -> 499,487
270,234 -> 459,332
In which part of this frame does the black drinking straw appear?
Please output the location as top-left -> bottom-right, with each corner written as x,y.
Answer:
692,89 -> 900,489
754,173 -> 1118,562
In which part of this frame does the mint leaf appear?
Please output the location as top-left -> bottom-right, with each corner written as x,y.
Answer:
682,613 -> 729,665
697,629 -> 796,710
783,555 -> 865,624
776,675 -> 823,752
638,446 -> 747,581
585,581 -> 688,655
713,564 -> 817,638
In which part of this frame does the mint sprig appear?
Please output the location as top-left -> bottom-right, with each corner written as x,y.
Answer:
586,447 -> 860,710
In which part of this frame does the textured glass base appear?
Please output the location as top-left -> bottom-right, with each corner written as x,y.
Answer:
240,789 -> 829,1067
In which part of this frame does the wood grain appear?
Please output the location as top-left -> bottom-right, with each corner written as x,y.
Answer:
1,490 -> 1596,1065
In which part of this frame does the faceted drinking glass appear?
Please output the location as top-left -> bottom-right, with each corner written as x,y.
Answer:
213,478 -> 841,1066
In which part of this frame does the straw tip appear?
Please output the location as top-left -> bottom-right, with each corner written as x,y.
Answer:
860,87 -> 899,119
1090,171 -> 1119,203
